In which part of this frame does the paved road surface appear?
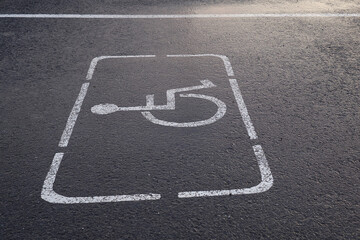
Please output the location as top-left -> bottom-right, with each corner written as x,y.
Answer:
1,1 -> 359,239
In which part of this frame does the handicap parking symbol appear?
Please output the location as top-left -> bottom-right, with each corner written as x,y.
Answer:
42,54 -> 273,204
91,79 -> 227,127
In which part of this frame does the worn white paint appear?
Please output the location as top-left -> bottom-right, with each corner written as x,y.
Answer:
141,93 -> 226,127
86,55 -> 156,80
41,153 -> 161,204
92,80 -> 226,127
43,54 -> 273,203
1,13 -> 359,19
58,82 -> 89,147
229,78 -> 258,140
178,144 -> 273,198
167,54 -> 234,77
91,80 -> 216,113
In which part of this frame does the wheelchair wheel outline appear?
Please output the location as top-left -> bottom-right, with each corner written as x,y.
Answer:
141,93 -> 227,127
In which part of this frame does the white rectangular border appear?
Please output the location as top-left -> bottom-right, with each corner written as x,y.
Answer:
41,54 -> 273,204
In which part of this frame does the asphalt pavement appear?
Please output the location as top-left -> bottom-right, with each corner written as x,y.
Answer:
1,1 -> 359,239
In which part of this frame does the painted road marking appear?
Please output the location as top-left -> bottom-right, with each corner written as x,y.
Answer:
142,93 -> 227,128
229,79 -> 257,140
41,153 -> 161,204
91,80 -> 217,112
0,13 -> 359,19
91,80 -> 227,128
168,54 -> 234,77
86,55 -> 156,81
58,83 -> 89,148
41,54 -> 273,204
178,145 -> 273,198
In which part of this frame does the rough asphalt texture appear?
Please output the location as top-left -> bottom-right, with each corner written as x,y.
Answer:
1,1 -> 359,239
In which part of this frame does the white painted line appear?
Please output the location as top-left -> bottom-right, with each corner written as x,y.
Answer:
229,78 -> 258,140
1,13 -> 359,19
86,55 -> 156,80
58,82 -> 89,147
41,153 -> 161,204
141,93 -> 227,127
178,144 -> 273,198
253,145 -> 273,189
167,54 -> 234,77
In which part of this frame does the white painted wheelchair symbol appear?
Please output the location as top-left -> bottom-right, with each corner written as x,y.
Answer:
41,54 -> 273,204
91,80 -> 227,127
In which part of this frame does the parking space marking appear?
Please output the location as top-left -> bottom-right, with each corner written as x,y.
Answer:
1,13 -> 359,19
86,55 -> 156,81
42,54 -> 273,204
178,145 -> 273,198
41,153 -> 161,204
167,54 -> 234,77
229,79 -> 257,140
59,82 -> 89,148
